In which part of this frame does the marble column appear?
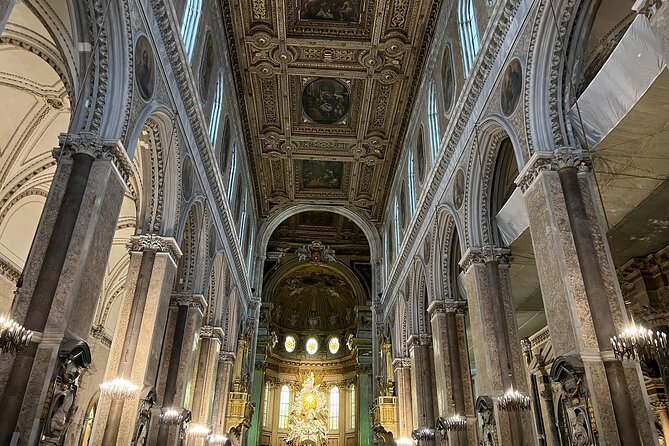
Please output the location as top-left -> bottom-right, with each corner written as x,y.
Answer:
460,247 -> 535,445
357,362 -> 374,446
394,358 -> 414,439
0,133 -> 131,445
211,351 -> 236,434
156,293 -> 206,446
428,300 -> 477,446
190,326 -> 224,432
517,149 -> 657,445
89,234 -> 181,446
408,335 -> 437,445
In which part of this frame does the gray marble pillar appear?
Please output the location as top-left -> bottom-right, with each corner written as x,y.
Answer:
0,133 -> 131,446
517,149 -> 657,445
211,351 -> 236,434
429,300 -> 477,446
461,248 -> 535,446
394,358 -> 414,439
408,334 -> 437,445
190,327 -> 224,428
89,234 -> 181,446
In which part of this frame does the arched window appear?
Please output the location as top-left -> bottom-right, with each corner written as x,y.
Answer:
262,382 -> 271,427
428,81 -> 440,159
209,71 -> 224,143
393,198 -> 401,252
329,386 -> 340,430
181,0 -> 203,60
408,151 -> 416,213
239,189 -> 248,240
458,0 -> 480,75
227,143 -> 237,199
279,385 -> 291,429
350,385 -> 356,429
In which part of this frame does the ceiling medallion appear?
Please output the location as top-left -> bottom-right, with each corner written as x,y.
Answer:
296,240 -> 336,263
302,78 -> 351,125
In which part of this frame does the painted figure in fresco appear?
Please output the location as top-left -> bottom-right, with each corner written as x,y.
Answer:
302,79 -> 350,125
301,0 -> 359,22
135,37 -> 155,101
501,59 -> 522,116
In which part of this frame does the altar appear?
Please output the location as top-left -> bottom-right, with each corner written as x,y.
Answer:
284,372 -> 329,446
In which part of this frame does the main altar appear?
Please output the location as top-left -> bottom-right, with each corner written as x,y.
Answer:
285,372 -> 329,446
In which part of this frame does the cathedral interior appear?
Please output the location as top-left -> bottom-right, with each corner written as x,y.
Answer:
0,0 -> 668,445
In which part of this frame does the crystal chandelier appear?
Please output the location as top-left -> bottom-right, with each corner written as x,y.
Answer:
441,414 -> 467,431
497,389 -> 531,411
0,315 -> 34,354
187,424 -> 211,438
100,378 -> 140,400
411,427 -> 435,440
396,438 -> 415,446
159,408 -> 184,425
206,434 -> 228,445
611,324 -> 668,362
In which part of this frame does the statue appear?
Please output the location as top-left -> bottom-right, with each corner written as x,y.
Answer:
41,335 -> 91,445
285,372 -> 329,446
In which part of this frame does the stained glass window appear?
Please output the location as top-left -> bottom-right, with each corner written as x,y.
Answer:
328,337 -> 340,354
285,335 -> 296,353
306,337 -> 319,355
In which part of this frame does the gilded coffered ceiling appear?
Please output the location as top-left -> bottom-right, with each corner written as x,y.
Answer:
221,0 -> 445,222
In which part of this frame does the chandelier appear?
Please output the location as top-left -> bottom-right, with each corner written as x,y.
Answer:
611,324 -> 668,362
296,240 -> 336,263
497,389 -> 531,411
187,424 -> 211,438
206,434 -> 228,445
440,414 -> 467,431
100,378 -> 140,400
411,427 -> 435,440
396,438 -> 415,445
159,408 -> 184,425
0,315 -> 34,354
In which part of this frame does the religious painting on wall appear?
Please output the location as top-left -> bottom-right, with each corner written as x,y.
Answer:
302,78 -> 350,124
442,44 -> 455,114
453,168 -> 465,210
200,32 -> 215,101
416,127 -> 426,182
135,35 -> 155,101
299,0 -> 360,22
501,58 -> 523,116
300,160 -> 344,189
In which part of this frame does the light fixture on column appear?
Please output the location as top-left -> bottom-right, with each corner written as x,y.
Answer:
497,389 -> 531,411
411,427 -> 435,441
611,324 -> 668,362
187,423 -> 211,438
440,414 -> 467,431
396,438 -> 415,445
159,407 -> 184,425
206,434 -> 228,445
0,315 -> 34,354
99,378 -> 140,400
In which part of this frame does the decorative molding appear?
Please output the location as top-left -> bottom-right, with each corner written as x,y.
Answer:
515,148 -> 591,192
392,357 -> 411,370
90,323 -> 113,348
407,333 -> 432,347
459,246 -> 512,271
220,350 -> 237,363
0,256 -> 21,283
427,299 -> 467,316
200,325 -> 225,342
170,293 -> 207,314
127,234 -> 182,262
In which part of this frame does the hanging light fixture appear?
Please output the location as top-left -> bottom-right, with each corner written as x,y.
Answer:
206,434 -> 228,445
0,315 -> 34,354
411,427 -> 435,441
159,407 -> 184,425
442,414 -> 467,431
497,389 -> 531,411
100,378 -> 140,400
611,324 -> 668,362
187,424 -> 211,438
396,438 -> 415,445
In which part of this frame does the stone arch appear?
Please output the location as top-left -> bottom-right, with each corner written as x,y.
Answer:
392,290 -> 410,358
409,258 -> 430,336
223,286 -> 242,352
206,250 -> 228,326
175,199 -> 205,294
431,205 -> 464,303
464,120 -> 523,247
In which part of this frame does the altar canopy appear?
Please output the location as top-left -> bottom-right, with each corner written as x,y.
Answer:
285,373 -> 329,446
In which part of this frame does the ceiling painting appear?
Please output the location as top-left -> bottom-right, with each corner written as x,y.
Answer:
221,0 -> 445,221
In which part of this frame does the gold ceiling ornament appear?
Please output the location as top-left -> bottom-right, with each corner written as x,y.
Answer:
296,240 -> 336,263
285,372 -> 329,446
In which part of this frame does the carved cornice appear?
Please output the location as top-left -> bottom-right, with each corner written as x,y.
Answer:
0,255 -> 21,284
220,350 -> 237,363
127,234 -> 182,262
53,132 -> 134,184
515,149 -> 592,192
459,247 -> 512,271
392,357 -> 411,370
427,299 -> 467,316
407,334 -> 432,348
200,325 -> 225,342
170,293 -> 207,314
90,323 -> 113,348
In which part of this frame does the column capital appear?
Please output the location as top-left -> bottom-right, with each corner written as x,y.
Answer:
407,334 -> 432,348
220,350 -> 236,363
459,246 -> 511,271
515,148 -> 592,192
392,357 -> 411,370
54,132 -> 134,182
127,234 -> 182,262
170,293 -> 207,314
427,299 -> 468,316
200,325 -> 224,342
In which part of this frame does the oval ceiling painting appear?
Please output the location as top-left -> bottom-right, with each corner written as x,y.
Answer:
302,78 -> 350,124
442,44 -> 455,114
135,35 -> 155,101
501,58 -> 523,117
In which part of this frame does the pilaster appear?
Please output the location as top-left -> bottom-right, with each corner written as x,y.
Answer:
518,149 -> 657,445
190,326 -> 224,427
212,351 -> 236,433
407,334 -> 437,445
0,133 -> 132,445
393,358 -> 413,439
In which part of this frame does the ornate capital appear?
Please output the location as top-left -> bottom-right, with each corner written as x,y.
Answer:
200,325 -> 225,342
54,132 -> 134,183
170,293 -> 207,314
220,350 -> 236,363
127,234 -> 182,262
459,246 -> 511,271
516,149 -> 592,192
392,357 -> 411,370
427,299 -> 468,316
407,334 -> 432,348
